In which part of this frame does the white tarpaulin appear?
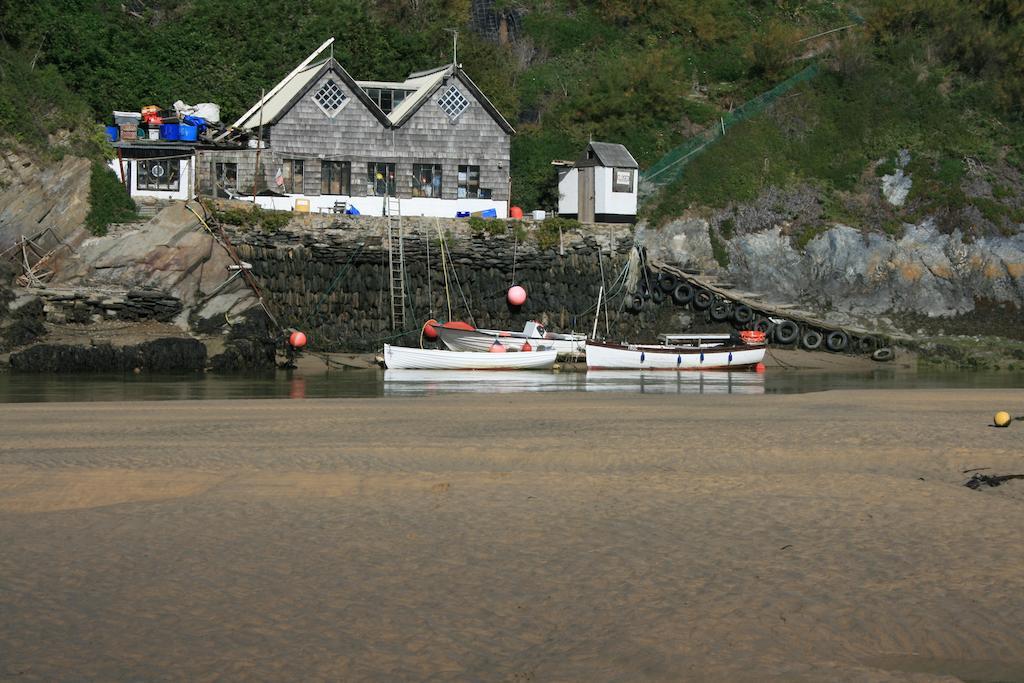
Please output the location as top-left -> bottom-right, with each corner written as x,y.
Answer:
173,100 -> 221,123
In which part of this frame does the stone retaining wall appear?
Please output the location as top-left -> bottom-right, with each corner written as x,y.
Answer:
226,215 -> 667,351
35,288 -> 183,324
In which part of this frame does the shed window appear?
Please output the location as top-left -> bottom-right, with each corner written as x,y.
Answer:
412,163 -> 442,198
215,162 -> 237,198
313,79 -> 347,117
321,161 -> 351,195
281,159 -> 304,194
612,168 -> 634,193
457,165 -> 480,199
437,85 -> 470,121
365,88 -> 410,114
367,162 -> 396,196
137,159 -> 180,192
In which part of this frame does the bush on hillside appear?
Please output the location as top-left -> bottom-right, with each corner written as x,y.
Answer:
85,162 -> 136,236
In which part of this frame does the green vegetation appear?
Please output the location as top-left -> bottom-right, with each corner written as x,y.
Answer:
708,226 -> 730,267
85,162 -> 137,236
2,0 -> 1024,230
211,203 -> 291,233
534,216 -> 579,250
467,216 -> 507,235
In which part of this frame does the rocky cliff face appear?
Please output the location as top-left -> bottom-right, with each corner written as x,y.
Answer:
0,150 -> 91,251
643,216 -> 1024,336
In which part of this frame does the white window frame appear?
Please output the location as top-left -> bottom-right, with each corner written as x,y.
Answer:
437,85 -> 471,122
312,79 -> 349,118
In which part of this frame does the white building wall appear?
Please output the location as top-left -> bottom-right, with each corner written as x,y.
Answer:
252,194 -> 506,218
557,168 -> 579,216
108,157 -> 193,201
598,166 -> 638,217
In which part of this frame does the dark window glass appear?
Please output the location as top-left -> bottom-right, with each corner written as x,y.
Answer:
137,159 -> 180,191
321,161 -> 351,195
457,164 -> 480,199
282,159 -> 304,194
367,162 -> 396,196
214,162 -> 237,198
612,168 -> 634,193
412,163 -> 443,198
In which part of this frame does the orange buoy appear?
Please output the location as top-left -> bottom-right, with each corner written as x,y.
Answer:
509,206 -> 524,219
423,319 -> 439,340
489,340 -> 507,353
289,331 -> 307,348
507,285 -> 527,306
755,362 -> 766,373
521,340 -> 532,352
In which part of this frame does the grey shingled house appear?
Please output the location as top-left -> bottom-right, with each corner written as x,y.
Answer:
197,39 -> 515,218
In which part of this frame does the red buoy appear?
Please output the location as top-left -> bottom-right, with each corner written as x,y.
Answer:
489,340 -> 507,353
507,285 -> 527,306
289,331 -> 307,348
423,319 -> 439,340
521,340 -> 532,352
755,362 -> 766,373
509,206 -> 524,219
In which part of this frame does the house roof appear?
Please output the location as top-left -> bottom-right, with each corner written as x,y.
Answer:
233,43 -> 515,135
575,142 -> 639,169
234,58 -> 390,130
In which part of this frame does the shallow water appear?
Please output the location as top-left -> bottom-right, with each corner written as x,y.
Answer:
0,366 -> 1022,402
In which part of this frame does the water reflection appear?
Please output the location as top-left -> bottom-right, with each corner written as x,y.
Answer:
383,370 -> 581,395
0,366 -> 1021,403
585,370 -> 765,394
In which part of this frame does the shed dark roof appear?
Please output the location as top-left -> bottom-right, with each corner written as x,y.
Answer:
575,142 -> 638,169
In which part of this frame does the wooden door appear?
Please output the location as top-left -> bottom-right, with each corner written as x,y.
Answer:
578,167 -> 595,223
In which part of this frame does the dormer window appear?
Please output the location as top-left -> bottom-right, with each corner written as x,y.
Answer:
313,79 -> 348,117
437,85 -> 470,121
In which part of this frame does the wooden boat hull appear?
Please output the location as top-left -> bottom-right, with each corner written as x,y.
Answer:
585,340 -> 765,370
383,344 -> 557,370
433,325 -> 585,357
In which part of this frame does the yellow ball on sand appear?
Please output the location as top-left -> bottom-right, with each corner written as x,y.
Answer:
993,411 -> 1012,428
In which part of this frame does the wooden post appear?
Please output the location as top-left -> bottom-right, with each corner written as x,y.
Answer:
252,88 -> 264,203
116,147 -> 128,192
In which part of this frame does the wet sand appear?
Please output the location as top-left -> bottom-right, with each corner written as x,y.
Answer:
1,389 -> 1023,681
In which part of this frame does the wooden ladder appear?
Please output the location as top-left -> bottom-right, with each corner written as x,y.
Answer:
385,195 -> 407,331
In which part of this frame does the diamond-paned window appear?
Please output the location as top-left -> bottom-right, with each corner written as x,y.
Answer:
437,85 -> 470,121
313,79 -> 347,117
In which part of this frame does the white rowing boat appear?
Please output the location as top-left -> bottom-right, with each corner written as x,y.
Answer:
585,336 -> 766,370
383,344 -> 557,370
432,320 -> 586,357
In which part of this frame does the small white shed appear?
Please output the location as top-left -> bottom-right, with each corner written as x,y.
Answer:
554,142 -> 638,224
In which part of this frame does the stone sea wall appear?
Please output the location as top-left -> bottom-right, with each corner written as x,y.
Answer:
227,215 -> 666,351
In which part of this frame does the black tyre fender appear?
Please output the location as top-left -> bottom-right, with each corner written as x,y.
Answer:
732,304 -> 754,326
627,294 -> 644,314
774,320 -> 799,345
826,330 -> 850,353
651,287 -> 665,305
692,289 -> 714,311
872,347 -> 894,362
671,282 -> 694,306
754,318 -> 773,335
800,328 -> 823,351
709,299 -> 732,322
855,336 -> 880,354
637,281 -> 651,300
658,273 -> 677,292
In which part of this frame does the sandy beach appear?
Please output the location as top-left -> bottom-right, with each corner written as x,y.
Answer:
1,389 -> 1023,681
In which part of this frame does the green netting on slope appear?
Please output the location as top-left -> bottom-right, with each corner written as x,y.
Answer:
639,62 -> 821,199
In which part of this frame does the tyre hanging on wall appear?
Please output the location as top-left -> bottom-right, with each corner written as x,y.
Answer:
658,273 -> 677,292
692,289 -> 714,311
671,282 -> 694,306
732,304 -> 754,326
800,328 -> 823,351
627,294 -> 644,314
773,320 -> 799,345
709,299 -> 732,323
754,318 -> 773,335
637,281 -> 651,300
871,347 -> 895,362
826,330 -> 850,353
651,287 -> 665,305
